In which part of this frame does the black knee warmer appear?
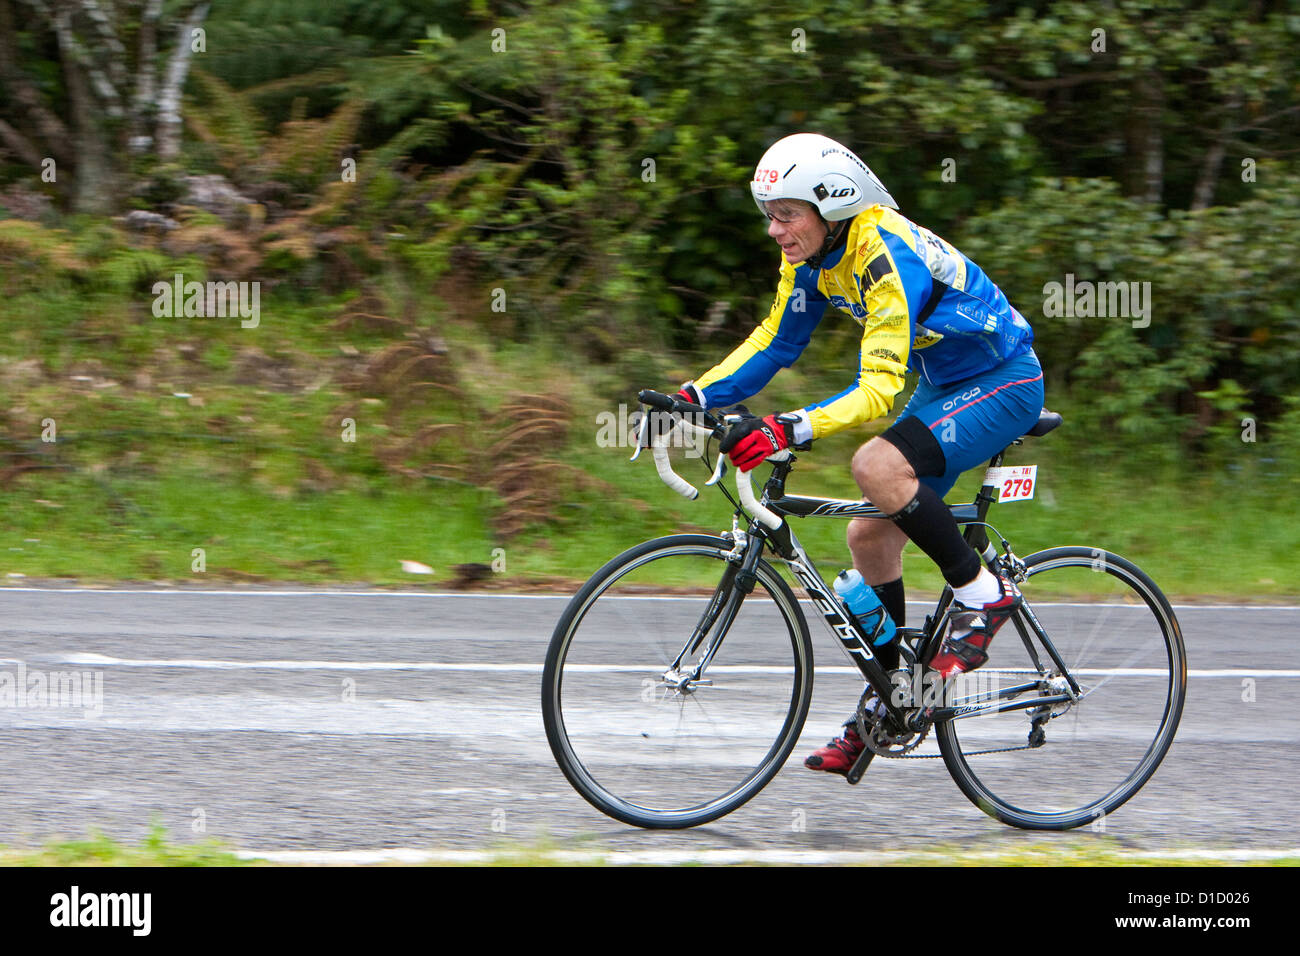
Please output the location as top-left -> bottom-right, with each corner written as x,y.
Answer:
887,484 -> 981,588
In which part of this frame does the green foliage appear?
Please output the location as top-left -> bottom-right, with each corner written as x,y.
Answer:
338,0 -> 1294,462
961,173 -> 1300,454
4,0 -> 1299,465
188,70 -> 268,171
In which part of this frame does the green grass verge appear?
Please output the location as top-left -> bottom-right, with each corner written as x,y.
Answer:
2,282 -> 1297,599
5,828 -> 1292,866
2,445 -> 1296,600
407,834 -> 1300,866
0,823 -> 254,866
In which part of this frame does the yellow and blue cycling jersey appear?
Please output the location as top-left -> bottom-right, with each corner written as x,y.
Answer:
693,205 -> 1034,443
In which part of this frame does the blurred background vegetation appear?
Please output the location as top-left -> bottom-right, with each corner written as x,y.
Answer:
0,0 -> 1296,595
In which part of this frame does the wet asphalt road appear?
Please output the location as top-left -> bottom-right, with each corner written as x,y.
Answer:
0,589 -> 1295,858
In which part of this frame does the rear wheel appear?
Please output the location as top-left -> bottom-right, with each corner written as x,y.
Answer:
542,534 -> 814,828
936,546 -> 1186,830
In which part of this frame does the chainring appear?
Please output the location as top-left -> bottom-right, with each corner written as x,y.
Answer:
854,684 -> 931,758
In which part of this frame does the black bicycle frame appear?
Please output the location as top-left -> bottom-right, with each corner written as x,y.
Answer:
735,445 -> 1077,728
638,388 -> 1076,727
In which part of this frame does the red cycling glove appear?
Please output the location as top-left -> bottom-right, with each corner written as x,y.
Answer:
719,413 -> 794,472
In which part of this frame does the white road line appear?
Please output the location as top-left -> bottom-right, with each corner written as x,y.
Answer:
2,587 -> 1297,611
44,654 -> 1300,677
233,847 -> 1300,866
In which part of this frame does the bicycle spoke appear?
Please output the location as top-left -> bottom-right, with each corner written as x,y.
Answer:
543,536 -> 813,827
937,547 -> 1185,829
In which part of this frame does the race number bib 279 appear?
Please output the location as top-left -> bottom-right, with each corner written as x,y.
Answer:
984,465 -> 1037,502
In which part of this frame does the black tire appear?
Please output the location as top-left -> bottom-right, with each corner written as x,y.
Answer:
542,534 -> 814,829
936,546 -> 1186,830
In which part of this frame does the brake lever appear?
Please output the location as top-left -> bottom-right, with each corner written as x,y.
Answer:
705,454 -> 726,486
629,404 -> 651,462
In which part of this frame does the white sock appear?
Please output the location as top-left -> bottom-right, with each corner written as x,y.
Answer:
952,567 -> 1001,608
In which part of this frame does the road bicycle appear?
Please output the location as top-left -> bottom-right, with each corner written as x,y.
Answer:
542,391 -> 1186,829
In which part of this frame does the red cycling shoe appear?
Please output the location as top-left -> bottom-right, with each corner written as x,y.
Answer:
803,723 -> 866,774
804,690 -> 890,774
929,574 -> 1023,681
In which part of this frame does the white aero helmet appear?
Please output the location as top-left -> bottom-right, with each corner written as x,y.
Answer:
751,132 -> 897,221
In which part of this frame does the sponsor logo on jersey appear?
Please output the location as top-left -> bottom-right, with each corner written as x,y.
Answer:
828,294 -> 869,320
955,300 -> 998,332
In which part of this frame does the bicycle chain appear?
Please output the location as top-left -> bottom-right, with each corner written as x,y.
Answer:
854,685 -> 1048,759
865,724 -> 1038,759
865,721 -> 931,757
855,605 -> 1064,760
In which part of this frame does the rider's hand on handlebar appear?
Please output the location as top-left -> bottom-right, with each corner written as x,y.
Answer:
674,383 -> 704,409
636,383 -> 705,447
719,411 -> 795,472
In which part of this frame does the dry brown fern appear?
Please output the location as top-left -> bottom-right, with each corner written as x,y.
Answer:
482,393 -> 574,539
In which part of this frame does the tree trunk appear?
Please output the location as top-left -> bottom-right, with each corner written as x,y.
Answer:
0,0 -> 209,210
156,3 -> 210,161
1124,70 -> 1164,204
50,3 -> 115,213
128,0 -> 164,153
1140,71 -> 1164,205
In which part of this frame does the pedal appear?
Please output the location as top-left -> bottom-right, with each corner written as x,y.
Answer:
844,747 -> 875,785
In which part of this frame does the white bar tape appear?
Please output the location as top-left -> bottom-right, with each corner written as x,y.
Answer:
652,442 -> 698,500
736,469 -> 783,530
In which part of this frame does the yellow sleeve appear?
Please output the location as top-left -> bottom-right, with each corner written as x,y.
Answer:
801,246 -> 912,440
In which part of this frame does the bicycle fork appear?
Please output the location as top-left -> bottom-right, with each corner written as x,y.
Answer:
661,531 -> 761,692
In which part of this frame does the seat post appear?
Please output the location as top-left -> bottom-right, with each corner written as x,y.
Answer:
960,408 -> 1059,560
963,447 -> 1006,554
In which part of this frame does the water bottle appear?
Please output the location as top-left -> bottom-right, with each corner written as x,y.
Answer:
834,569 -> 897,647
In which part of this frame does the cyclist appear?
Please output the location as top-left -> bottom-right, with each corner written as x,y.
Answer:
663,132 -> 1045,775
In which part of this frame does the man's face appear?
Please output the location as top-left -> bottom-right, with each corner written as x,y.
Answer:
762,199 -> 829,265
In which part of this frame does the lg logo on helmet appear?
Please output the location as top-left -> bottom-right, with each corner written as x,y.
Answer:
813,183 -> 857,200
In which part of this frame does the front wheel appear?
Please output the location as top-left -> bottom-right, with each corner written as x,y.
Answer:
936,546 -> 1186,830
542,534 -> 814,829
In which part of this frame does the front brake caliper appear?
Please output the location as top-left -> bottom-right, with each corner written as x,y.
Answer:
999,542 -> 1028,583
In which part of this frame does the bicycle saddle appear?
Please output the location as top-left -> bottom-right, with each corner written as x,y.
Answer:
1025,409 -> 1063,438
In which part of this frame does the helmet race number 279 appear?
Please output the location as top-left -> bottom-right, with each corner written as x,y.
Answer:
751,133 -> 897,221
